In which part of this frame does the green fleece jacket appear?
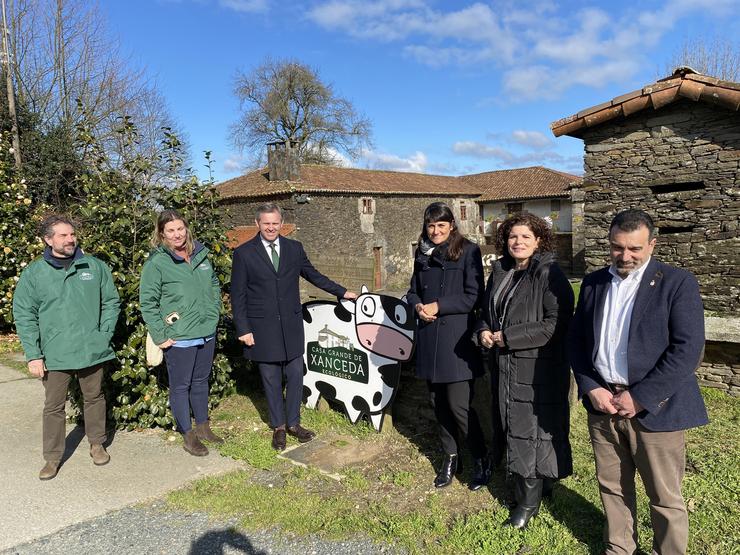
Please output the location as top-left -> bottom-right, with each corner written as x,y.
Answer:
13,248 -> 120,370
139,242 -> 221,345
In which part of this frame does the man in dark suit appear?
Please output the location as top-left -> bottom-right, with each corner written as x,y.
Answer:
231,203 -> 357,451
568,209 -> 708,555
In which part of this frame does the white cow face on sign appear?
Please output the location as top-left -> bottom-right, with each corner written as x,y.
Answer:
341,285 -> 414,361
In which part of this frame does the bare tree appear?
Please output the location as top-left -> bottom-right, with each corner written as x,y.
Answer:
663,37 -> 740,81
230,58 -> 372,168
5,0 -> 188,180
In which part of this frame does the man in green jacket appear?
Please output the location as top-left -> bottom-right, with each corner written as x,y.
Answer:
13,215 -> 120,480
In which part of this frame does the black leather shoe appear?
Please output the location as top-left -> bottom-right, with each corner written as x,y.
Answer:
286,424 -> 315,443
272,428 -> 287,451
504,505 -> 539,529
468,457 -> 492,491
434,454 -> 458,488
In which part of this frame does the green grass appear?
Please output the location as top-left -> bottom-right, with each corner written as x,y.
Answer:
0,335 -> 22,355
0,336 -> 30,376
167,386 -> 740,554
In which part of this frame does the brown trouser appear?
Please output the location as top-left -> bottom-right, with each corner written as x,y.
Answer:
42,365 -> 107,461
588,413 -> 687,555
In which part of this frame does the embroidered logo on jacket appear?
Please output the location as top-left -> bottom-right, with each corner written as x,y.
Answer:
79,271 -> 94,281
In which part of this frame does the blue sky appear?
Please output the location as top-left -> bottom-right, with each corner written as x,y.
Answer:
100,0 -> 739,182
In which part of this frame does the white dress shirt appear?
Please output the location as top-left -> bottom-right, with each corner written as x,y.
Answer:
594,258 -> 651,385
261,236 -> 280,258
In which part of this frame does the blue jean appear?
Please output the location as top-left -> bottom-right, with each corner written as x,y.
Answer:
163,340 -> 215,432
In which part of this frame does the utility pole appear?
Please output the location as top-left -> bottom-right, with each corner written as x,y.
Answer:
1,0 -> 21,170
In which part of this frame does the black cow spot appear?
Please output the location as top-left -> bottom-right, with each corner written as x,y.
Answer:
334,302 -> 353,322
302,305 -> 313,323
302,362 -> 308,376
379,295 -> 415,331
372,391 -> 382,406
351,395 -> 371,416
302,385 -> 312,403
378,363 -> 401,388
316,381 -> 337,403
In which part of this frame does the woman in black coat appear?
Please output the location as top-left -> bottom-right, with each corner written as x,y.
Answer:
407,202 -> 489,490
476,213 -> 574,529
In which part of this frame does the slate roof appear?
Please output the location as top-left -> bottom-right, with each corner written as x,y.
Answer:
217,165 -> 477,200
550,68 -> 740,138
461,166 -> 581,202
217,164 -> 580,202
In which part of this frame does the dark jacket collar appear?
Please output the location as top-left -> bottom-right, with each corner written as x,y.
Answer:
493,251 -> 556,276
43,246 -> 84,268
161,240 -> 204,262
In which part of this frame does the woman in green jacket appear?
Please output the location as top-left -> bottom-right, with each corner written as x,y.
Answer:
140,210 -> 223,456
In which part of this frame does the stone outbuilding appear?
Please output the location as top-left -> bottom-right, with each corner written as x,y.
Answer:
550,68 -> 739,315
551,68 -> 740,396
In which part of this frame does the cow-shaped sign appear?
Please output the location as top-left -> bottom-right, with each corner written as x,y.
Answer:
302,285 -> 416,432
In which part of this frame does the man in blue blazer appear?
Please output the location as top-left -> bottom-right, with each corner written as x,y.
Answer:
231,203 -> 357,451
568,209 -> 708,555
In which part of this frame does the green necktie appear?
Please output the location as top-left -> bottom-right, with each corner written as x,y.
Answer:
269,242 -> 279,271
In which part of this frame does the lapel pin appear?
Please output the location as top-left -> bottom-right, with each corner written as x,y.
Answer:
649,279 -> 655,287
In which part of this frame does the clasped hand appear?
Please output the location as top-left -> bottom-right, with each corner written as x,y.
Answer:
415,301 -> 438,322
588,387 -> 644,418
479,329 -> 505,348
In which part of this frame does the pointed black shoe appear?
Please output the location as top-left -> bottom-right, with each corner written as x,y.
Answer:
434,454 -> 459,488
468,457 -> 492,491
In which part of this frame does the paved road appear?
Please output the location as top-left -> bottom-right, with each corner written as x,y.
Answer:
3,502 -> 399,555
0,361 -> 243,551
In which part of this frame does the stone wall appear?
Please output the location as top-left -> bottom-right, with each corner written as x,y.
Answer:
221,193 -> 481,292
578,99 -> 740,315
697,341 -> 740,397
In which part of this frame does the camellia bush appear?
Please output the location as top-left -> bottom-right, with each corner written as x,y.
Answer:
0,131 -> 45,327
3,114 -> 238,430
70,118 -> 238,430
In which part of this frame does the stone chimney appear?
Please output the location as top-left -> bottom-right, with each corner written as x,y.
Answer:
267,140 -> 301,182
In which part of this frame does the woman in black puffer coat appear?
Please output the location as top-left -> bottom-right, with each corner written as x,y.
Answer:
475,213 -> 574,529
407,202 -> 489,491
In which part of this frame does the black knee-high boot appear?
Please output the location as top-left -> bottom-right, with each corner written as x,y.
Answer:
504,474 -> 543,529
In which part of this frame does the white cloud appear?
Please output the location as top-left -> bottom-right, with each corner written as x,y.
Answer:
510,130 -> 553,149
452,139 -> 582,171
306,0 -> 735,100
359,148 -> 428,172
453,141 -> 515,162
219,0 -> 268,13
223,155 -> 244,173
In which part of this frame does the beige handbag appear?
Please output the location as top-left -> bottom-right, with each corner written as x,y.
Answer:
145,332 -> 164,367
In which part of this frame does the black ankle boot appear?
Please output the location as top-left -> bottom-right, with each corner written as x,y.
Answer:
434,454 -> 458,488
468,457 -> 492,491
542,477 -> 555,499
504,474 -> 542,529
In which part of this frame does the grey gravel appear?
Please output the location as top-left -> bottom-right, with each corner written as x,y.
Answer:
2,502 -> 404,555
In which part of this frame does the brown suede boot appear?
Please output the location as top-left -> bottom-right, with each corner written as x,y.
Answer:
39,460 -> 60,480
90,444 -> 110,466
183,429 -> 208,456
195,421 -> 224,444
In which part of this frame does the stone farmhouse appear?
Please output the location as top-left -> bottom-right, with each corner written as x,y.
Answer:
217,141 -> 581,296
462,167 -> 581,274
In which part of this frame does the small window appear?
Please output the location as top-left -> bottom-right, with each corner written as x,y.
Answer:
361,198 -> 374,214
550,199 -> 561,212
507,202 -> 522,214
460,205 -> 467,221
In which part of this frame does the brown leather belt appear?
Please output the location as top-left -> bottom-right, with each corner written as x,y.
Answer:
608,383 -> 629,393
